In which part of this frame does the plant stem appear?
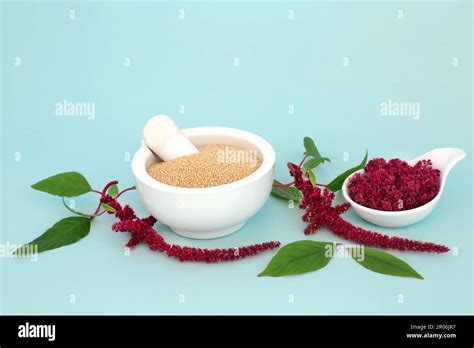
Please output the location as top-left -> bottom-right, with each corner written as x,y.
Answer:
116,186 -> 136,199
102,180 -> 119,195
61,197 -> 96,218
298,155 -> 307,168
92,183 -> 135,217
272,181 -> 295,187
95,210 -> 108,217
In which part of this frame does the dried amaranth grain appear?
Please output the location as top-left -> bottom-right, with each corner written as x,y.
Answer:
147,144 -> 262,188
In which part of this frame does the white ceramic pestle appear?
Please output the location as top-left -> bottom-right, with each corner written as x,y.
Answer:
342,148 -> 466,227
143,115 -> 199,161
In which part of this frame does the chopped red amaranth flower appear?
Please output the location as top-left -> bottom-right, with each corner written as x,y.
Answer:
101,195 -> 280,263
288,164 -> 449,253
348,158 -> 441,211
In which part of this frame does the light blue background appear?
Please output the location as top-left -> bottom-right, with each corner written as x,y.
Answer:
1,1 -> 472,315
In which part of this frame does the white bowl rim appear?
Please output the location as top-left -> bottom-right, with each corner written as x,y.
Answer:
341,169 -> 439,216
132,126 -> 275,194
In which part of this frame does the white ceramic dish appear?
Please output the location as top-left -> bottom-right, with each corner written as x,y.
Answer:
131,127 -> 275,239
341,148 -> 465,228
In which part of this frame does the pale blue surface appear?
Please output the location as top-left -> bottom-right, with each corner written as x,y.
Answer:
1,1 -> 472,315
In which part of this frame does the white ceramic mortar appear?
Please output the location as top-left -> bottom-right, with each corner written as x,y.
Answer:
132,127 -> 275,239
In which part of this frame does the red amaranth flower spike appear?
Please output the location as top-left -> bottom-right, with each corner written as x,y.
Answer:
288,164 -> 449,253
100,194 -> 280,263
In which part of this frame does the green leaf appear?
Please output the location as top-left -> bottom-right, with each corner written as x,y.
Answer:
326,150 -> 368,192
31,172 -> 91,197
14,217 -> 91,254
258,241 -> 333,277
351,247 -> 423,279
271,180 -> 302,201
101,203 -> 116,213
303,136 -> 330,162
308,170 -> 317,186
303,136 -> 320,158
107,184 -> 119,198
301,157 -> 329,172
